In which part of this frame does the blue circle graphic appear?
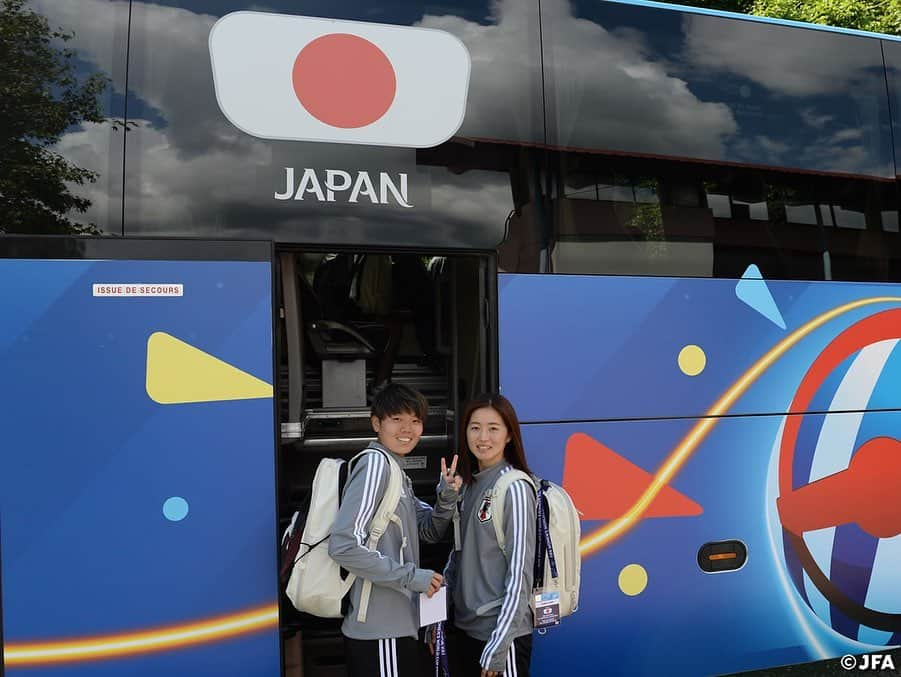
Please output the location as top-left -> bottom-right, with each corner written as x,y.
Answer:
163,496 -> 189,522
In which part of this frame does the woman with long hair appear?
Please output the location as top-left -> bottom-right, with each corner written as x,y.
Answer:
445,393 -> 536,677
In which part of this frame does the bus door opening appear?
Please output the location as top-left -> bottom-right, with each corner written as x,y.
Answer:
274,248 -> 496,677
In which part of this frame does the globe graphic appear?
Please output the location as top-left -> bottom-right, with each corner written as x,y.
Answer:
771,310 -> 901,647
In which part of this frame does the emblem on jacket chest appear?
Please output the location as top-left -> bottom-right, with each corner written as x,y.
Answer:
477,493 -> 492,523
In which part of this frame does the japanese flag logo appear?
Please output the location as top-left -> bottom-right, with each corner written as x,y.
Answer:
478,494 -> 492,523
209,12 -> 471,148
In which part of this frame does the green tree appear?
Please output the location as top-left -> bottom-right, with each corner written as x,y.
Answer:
0,0 -> 109,234
749,0 -> 901,36
666,0 -> 901,36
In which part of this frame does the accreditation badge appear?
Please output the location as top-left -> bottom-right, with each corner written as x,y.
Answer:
531,588 -> 560,628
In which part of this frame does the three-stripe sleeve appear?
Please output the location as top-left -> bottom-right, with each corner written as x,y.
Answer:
480,479 -> 536,672
328,452 -> 420,592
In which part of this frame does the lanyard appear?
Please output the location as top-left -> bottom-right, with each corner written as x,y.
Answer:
434,621 -> 450,677
534,480 -> 558,589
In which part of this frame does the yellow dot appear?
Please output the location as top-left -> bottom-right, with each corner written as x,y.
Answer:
678,344 -> 706,376
618,564 -> 648,596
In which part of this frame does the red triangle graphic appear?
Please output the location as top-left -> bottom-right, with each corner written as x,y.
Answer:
562,432 -> 703,520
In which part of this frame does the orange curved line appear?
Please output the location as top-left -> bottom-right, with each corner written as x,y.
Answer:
579,295 -> 901,557
4,602 -> 279,666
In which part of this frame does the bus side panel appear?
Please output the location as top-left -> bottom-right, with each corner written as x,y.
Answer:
0,258 -> 279,676
498,272 -> 901,676
499,273 -> 901,421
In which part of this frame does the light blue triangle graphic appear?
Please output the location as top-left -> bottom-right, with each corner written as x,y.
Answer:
735,264 -> 786,330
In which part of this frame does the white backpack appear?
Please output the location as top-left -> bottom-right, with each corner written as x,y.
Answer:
281,448 -> 403,621
491,470 -> 581,619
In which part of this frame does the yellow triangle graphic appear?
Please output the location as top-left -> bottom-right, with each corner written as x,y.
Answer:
146,332 -> 273,404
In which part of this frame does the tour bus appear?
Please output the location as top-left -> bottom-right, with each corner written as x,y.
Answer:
2,0 -> 900,675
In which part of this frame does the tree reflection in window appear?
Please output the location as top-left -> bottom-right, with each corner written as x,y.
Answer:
0,0 -> 109,234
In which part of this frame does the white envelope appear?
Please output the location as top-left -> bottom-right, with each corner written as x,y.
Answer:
419,586 -> 448,627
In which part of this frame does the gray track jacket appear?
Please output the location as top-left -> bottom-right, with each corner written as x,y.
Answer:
447,461 -> 537,672
328,441 -> 457,640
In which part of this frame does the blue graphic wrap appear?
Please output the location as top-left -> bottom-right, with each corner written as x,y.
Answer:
499,272 -> 901,677
0,258 -> 278,677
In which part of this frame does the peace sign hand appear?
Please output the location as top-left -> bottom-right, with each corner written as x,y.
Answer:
441,454 -> 462,493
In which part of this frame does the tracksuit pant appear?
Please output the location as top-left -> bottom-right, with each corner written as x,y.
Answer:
449,629 -> 532,676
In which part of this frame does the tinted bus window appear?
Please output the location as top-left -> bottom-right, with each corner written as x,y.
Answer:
120,0 -> 542,247
886,39 -> 901,179
512,2 -> 901,282
505,153 -> 901,281
542,1 -> 894,178
1,1 -> 128,235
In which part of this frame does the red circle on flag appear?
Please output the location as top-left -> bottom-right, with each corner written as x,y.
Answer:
292,33 -> 397,129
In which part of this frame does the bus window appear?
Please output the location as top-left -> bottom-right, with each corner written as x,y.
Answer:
542,1 -> 894,178
0,1 -> 129,236
523,154 -> 901,282
120,1 -> 542,245
886,40 -> 901,182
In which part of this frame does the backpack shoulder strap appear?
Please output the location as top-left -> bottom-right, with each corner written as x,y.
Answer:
349,447 -> 404,623
358,448 -> 403,544
491,469 -> 536,553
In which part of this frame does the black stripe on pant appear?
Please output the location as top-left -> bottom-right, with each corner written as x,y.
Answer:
448,629 -> 532,677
